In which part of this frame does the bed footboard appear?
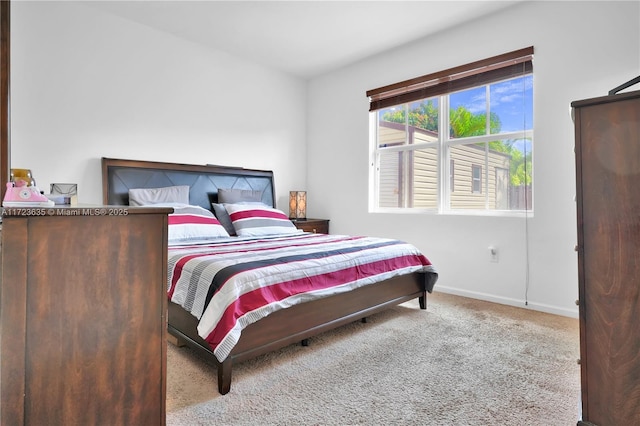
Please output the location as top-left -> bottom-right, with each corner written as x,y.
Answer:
168,271 -> 434,395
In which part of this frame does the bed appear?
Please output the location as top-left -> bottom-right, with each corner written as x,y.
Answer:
101,157 -> 438,395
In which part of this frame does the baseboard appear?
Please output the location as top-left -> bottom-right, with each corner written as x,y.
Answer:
434,285 -> 579,319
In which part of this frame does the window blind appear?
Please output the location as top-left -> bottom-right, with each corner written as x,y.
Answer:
367,46 -> 534,112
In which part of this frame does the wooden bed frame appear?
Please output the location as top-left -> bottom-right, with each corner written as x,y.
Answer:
102,157 -> 437,395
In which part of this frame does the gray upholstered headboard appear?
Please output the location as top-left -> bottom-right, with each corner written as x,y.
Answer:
101,158 -> 275,210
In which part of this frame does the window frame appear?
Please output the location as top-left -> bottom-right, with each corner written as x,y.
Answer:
368,47 -> 533,217
471,164 -> 482,194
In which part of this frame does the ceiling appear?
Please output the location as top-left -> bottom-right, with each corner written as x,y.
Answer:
87,0 -> 523,79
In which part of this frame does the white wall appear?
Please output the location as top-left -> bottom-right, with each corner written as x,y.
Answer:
11,1 -> 308,210
307,1 -> 640,317
11,1 -> 639,318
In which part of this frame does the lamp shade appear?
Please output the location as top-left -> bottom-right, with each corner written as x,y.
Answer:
289,191 -> 307,219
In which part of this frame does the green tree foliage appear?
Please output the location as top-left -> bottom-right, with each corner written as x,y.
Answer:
489,140 -> 532,186
410,101 -> 439,132
449,106 -> 501,137
383,101 -> 439,132
381,103 -> 531,186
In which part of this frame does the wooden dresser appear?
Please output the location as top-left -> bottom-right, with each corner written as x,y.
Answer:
0,205 -> 171,425
573,90 -> 640,425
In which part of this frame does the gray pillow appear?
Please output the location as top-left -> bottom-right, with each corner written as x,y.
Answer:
212,203 -> 237,236
217,188 -> 262,204
129,185 -> 189,206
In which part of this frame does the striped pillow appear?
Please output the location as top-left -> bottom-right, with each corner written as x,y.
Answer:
225,204 -> 301,237
168,205 -> 229,243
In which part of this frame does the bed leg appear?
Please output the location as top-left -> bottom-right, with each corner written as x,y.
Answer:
419,291 -> 428,310
166,332 -> 187,347
301,339 -> 309,346
361,317 -> 368,323
218,358 -> 233,395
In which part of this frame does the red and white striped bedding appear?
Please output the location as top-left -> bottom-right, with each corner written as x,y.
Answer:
167,232 -> 436,362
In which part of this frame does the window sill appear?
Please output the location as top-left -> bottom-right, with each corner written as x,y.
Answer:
370,208 -> 534,218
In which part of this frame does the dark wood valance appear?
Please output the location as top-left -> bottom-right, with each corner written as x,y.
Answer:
367,46 -> 534,111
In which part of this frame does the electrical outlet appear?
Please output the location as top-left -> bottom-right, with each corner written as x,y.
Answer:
488,246 -> 499,263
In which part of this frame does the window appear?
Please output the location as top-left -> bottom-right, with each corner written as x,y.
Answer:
368,47 -> 533,214
472,165 -> 482,194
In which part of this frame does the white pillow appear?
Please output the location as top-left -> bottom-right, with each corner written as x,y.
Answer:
168,205 -> 229,243
129,185 -> 189,206
224,204 -> 301,237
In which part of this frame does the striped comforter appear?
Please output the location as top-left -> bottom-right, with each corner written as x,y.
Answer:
168,232 -> 436,362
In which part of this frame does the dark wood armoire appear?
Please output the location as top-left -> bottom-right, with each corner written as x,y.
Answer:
573,88 -> 640,426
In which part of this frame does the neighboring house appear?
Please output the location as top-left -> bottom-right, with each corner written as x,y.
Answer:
378,121 -> 512,210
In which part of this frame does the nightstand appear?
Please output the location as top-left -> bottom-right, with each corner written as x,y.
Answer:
291,218 -> 329,234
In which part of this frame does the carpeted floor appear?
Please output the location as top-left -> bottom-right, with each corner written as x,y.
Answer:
166,292 -> 581,425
